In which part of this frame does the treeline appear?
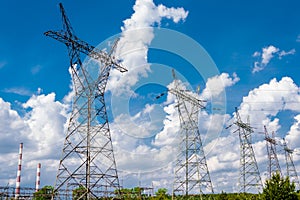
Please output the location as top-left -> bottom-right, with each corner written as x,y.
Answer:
33,173 -> 300,200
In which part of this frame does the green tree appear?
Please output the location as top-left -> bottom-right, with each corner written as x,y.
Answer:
133,187 -> 144,199
117,188 -> 132,199
33,185 -> 54,200
155,188 -> 168,200
117,187 -> 145,199
262,172 -> 297,200
217,191 -> 228,200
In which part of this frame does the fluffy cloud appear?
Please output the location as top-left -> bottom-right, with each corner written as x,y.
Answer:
0,0 -> 189,192
113,104 -> 165,139
2,75 -> 300,193
201,72 -> 240,100
110,73 -> 238,192
0,98 -> 29,152
22,93 -> 67,158
2,0 -> 300,195
252,45 -> 295,73
152,99 -> 180,147
285,114 -> 300,149
111,81 -> 182,174
104,0 -> 189,182
0,93 -> 67,187
239,77 -> 300,129
108,0 -> 188,95
200,76 -> 300,192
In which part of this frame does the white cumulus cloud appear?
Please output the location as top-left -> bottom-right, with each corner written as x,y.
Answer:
108,0 -> 188,96
285,114 -> 300,149
0,93 -> 67,187
202,76 -> 300,192
201,72 -> 240,100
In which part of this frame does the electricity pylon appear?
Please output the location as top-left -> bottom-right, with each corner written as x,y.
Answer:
170,70 -> 213,197
233,108 -> 262,193
264,126 -> 282,178
45,3 -> 127,199
282,138 -> 300,190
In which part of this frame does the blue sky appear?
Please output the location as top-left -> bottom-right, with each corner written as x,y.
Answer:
1,0 -> 300,194
1,0 -> 300,110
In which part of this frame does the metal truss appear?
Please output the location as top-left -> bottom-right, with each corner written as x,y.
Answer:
234,108 -> 262,193
282,138 -> 300,190
45,3 -> 127,199
263,126 -> 282,178
171,70 -> 213,197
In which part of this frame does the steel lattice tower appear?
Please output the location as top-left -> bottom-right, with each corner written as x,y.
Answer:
234,108 -> 262,193
264,126 -> 282,178
45,3 -> 127,199
282,138 -> 300,189
171,70 -> 213,197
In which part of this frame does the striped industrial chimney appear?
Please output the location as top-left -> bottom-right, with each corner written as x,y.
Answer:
35,163 -> 41,192
15,143 -> 23,199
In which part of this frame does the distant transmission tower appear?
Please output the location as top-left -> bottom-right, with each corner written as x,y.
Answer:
264,126 -> 282,178
170,69 -> 214,197
45,3 -> 127,199
233,108 -> 262,193
282,138 -> 300,189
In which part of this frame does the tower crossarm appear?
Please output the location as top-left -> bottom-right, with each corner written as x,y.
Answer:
285,147 -> 294,154
265,137 -> 276,145
44,30 -> 127,73
282,140 -> 294,154
168,88 -> 205,109
44,3 -> 127,73
264,126 -> 277,145
233,107 -> 254,133
234,121 -> 254,133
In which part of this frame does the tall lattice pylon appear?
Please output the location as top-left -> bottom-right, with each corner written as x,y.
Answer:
170,70 -> 213,197
282,138 -> 300,190
45,3 -> 127,199
264,126 -> 282,178
233,108 -> 262,193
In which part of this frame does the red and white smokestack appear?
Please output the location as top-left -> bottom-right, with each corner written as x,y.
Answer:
35,163 -> 41,192
15,143 -> 23,199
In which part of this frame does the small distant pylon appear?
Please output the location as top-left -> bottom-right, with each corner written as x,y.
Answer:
264,126 -> 282,178
170,69 -> 213,197
282,138 -> 300,189
233,108 -> 262,193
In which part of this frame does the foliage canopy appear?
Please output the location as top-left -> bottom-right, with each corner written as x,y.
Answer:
262,172 -> 298,200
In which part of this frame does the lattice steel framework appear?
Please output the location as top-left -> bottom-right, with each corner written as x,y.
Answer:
171,70 -> 213,197
45,3 -> 127,199
282,138 -> 300,190
264,126 -> 282,178
234,108 -> 262,193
